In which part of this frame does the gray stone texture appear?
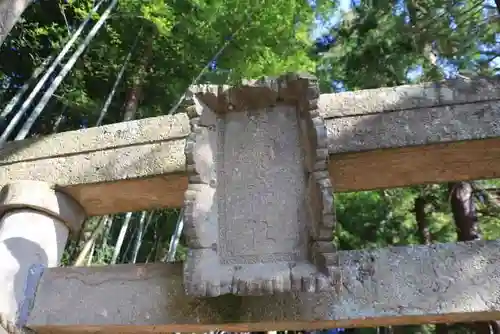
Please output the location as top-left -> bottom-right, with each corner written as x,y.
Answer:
183,74 -> 336,297
28,239 -> 500,330
0,112 -> 189,164
326,101 -> 500,153
319,76 -> 500,117
0,113 -> 190,216
0,181 -> 86,235
319,77 -> 500,153
1,74 -> 500,329
0,75 -> 498,216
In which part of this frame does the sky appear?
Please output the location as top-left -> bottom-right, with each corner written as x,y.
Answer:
311,0 -> 351,39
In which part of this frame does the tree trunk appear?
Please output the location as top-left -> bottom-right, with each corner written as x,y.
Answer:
448,182 -> 481,241
378,327 -> 393,334
0,0 -> 31,47
122,31 -> 155,121
122,85 -> 143,121
449,182 -> 500,334
406,0 -> 442,80
494,0 -> 500,16
414,196 -> 431,244
435,324 -> 449,334
391,326 -> 407,334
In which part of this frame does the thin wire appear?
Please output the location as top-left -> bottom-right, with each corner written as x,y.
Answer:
95,26 -> 143,126
0,55 -> 54,119
111,212 -> 133,264
164,13 -> 255,261
165,209 -> 184,262
59,2 -> 72,34
0,0 -> 107,145
325,0 -> 484,49
166,20 -> 249,115
408,0 -> 485,48
14,0 -> 119,141
130,211 -> 148,263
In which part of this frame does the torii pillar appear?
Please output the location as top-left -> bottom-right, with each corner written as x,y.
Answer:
0,181 -> 85,332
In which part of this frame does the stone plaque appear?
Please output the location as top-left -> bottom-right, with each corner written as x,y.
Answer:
183,74 -> 337,296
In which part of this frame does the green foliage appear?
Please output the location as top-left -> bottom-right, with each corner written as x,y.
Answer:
315,0 -> 498,91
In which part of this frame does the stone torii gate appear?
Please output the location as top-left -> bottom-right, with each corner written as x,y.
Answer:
0,73 -> 500,333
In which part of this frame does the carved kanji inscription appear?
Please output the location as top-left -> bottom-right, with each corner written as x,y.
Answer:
183,74 -> 337,297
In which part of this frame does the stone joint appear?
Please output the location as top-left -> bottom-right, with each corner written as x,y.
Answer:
0,181 -> 86,236
189,73 -> 319,113
297,74 -> 337,288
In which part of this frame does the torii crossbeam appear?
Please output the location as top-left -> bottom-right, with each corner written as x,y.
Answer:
0,74 -> 499,333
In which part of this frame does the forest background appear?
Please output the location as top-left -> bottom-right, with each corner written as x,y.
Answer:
0,0 -> 499,333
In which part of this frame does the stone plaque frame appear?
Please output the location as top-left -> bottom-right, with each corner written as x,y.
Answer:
182,74 -> 336,297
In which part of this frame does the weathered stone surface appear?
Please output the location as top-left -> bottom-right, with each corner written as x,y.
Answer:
325,101 -> 500,153
1,75 -> 500,217
0,114 -> 189,216
28,239 -> 500,332
0,181 -> 86,328
0,113 -> 189,164
0,181 -> 86,235
183,74 -> 336,297
318,76 -> 500,117
192,73 -> 319,114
